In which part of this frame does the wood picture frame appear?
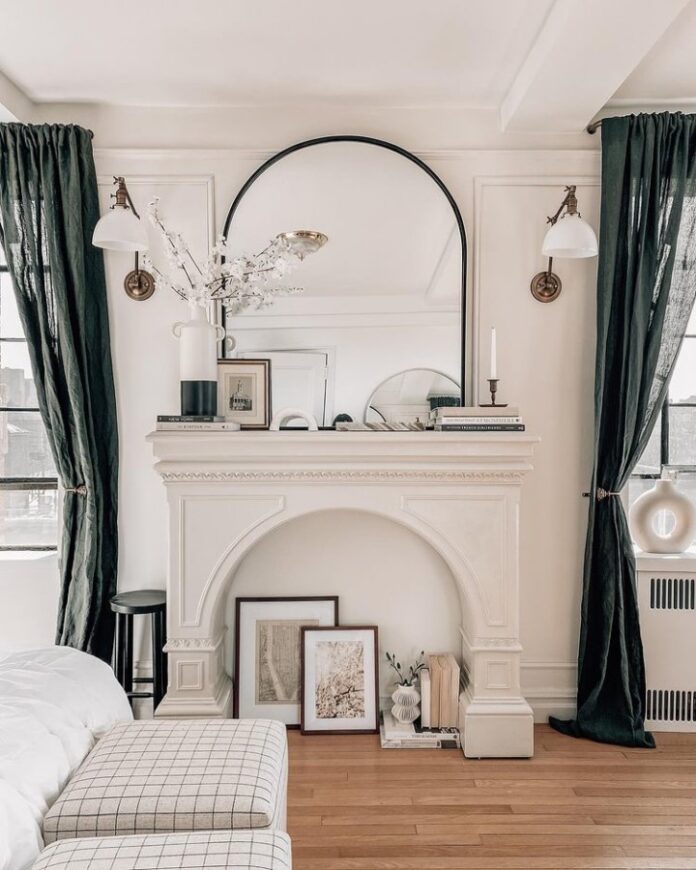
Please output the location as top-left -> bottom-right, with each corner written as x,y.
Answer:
217,358 -> 271,429
233,596 -> 339,726
300,625 -> 379,735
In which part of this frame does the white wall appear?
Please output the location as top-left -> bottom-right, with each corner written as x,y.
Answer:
0,111 -> 600,721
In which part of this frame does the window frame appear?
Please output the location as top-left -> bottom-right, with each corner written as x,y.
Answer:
0,262 -> 59,552
631,331 -> 696,481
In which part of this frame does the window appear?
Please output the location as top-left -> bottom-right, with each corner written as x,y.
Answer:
0,245 -> 58,551
628,302 -> 696,523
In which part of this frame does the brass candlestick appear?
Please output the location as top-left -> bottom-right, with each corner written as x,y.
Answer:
480,378 -> 508,408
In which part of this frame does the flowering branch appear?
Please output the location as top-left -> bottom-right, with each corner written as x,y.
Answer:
142,198 -> 306,311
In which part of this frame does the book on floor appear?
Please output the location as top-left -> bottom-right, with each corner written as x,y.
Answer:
380,711 -> 460,749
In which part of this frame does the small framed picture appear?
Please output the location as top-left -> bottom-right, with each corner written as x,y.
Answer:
301,625 -> 379,735
234,596 -> 339,725
217,359 -> 271,429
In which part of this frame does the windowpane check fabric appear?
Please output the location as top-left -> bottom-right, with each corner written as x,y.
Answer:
42,719 -> 287,842
35,831 -> 292,870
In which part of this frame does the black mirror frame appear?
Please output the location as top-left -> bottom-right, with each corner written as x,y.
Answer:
221,134 -> 468,402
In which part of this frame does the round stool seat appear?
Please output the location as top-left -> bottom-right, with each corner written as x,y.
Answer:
110,590 -> 166,614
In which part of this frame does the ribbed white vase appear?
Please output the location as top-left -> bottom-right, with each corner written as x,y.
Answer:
391,685 -> 421,723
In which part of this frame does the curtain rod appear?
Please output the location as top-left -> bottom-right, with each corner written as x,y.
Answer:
587,120 -> 602,134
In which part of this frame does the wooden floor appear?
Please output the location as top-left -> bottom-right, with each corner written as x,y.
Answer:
286,725 -> 696,870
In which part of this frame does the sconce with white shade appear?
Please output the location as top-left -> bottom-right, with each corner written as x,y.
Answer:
92,176 -> 155,301
530,185 -> 598,303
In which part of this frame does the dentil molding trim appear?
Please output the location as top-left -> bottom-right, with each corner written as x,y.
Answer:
160,469 -> 526,484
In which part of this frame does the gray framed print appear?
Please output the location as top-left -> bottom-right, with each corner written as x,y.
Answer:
301,625 -> 379,734
234,596 -> 339,725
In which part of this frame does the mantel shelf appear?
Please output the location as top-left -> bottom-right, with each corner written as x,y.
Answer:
147,430 -> 539,471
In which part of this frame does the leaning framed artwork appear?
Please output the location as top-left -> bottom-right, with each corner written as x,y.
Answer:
301,625 -> 379,734
234,596 -> 339,725
217,358 -> 271,428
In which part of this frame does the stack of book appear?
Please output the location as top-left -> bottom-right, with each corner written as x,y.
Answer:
422,653 -> 461,728
431,406 -> 524,432
379,711 -> 460,750
156,415 -> 241,431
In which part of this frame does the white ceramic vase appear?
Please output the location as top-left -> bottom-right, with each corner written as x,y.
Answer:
172,302 -> 225,416
628,478 -> 696,554
391,684 -> 421,723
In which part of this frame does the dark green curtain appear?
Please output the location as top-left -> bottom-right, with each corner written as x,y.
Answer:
0,124 -> 118,662
551,113 -> 696,747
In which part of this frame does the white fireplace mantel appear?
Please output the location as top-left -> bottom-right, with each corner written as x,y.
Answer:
148,429 -> 538,758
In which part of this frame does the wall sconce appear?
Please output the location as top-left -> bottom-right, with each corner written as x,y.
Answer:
530,185 -> 598,303
92,176 -> 155,301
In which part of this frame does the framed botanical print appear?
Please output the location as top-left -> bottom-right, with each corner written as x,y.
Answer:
217,358 -> 271,428
234,596 -> 339,725
301,625 -> 379,735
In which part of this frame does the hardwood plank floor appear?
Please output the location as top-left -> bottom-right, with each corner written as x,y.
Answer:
286,725 -> 696,869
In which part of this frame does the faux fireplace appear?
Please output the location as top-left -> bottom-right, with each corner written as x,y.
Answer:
148,430 -> 537,758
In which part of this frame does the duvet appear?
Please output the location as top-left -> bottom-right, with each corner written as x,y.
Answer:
0,647 -> 132,870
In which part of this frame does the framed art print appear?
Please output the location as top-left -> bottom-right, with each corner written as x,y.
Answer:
234,596 -> 339,725
301,625 -> 379,734
217,358 -> 271,428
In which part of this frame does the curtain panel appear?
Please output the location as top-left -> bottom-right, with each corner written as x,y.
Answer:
551,113 -> 696,747
0,123 -> 118,662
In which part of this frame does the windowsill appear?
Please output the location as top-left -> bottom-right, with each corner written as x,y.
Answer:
0,549 -> 57,562
635,547 -> 696,571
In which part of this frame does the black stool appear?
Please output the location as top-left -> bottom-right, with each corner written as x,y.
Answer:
110,590 -> 168,710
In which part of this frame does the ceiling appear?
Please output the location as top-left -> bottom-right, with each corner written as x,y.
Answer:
611,1 -> 696,106
1,0 -> 695,132
0,0 -> 554,108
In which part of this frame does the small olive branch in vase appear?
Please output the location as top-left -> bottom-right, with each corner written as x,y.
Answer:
385,651 -> 426,686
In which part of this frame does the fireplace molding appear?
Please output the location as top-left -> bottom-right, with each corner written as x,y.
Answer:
148,430 -> 538,758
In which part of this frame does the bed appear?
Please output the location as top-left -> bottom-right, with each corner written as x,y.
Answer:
0,647 -> 132,870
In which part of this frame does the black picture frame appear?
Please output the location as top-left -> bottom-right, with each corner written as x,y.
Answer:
217,358 -> 271,429
233,595 -> 339,726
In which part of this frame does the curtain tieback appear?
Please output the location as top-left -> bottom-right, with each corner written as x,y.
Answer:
582,487 -> 621,501
64,484 -> 87,496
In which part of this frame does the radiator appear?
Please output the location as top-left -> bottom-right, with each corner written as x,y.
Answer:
637,554 -> 696,732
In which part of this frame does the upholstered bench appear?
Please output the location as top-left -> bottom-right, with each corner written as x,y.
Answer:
43,719 -> 288,842
35,831 -> 291,870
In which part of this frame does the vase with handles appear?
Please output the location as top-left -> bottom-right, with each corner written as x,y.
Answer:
391,684 -> 421,724
629,478 -> 696,554
172,302 -> 226,416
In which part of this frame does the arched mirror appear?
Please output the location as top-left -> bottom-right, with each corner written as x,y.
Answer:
222,136 -> 467,426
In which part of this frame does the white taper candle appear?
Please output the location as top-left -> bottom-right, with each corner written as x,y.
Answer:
490,327 -> 497,380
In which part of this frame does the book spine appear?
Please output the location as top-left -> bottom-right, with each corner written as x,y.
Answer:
156,424 -> 239,431
420,670 -> 431,728
157,415 -> 224,422
435,424 -> 526,432
435,416 -> 522,425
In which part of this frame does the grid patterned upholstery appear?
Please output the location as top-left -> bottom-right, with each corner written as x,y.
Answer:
43,719 -> 287,842
34,831 -> 292,870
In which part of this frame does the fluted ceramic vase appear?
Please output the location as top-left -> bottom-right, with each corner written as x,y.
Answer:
172,302 -> 225,416
391,684 -> 421,723
629,479 -> 696,554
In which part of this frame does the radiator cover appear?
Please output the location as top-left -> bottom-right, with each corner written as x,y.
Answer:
637,553 -> 696,732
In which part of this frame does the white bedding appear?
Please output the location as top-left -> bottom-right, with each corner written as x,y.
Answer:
0,647 -> 132,870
